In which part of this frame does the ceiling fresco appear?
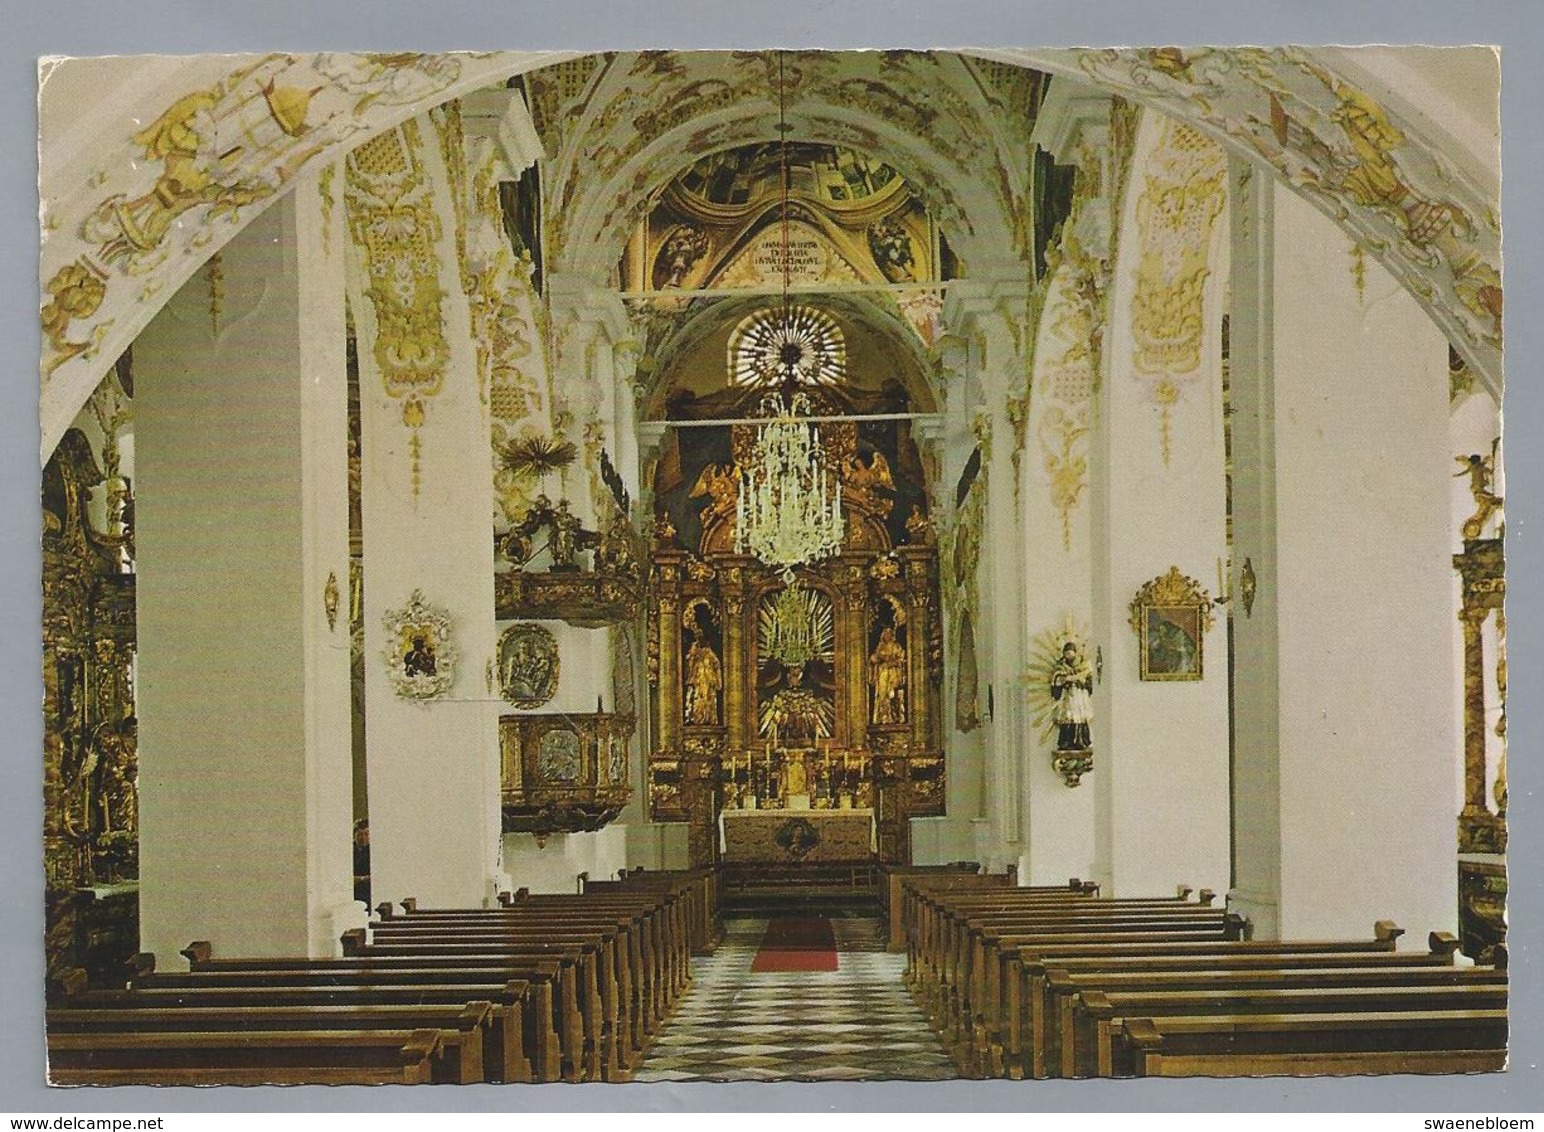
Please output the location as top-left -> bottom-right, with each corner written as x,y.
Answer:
38,47 -> 1501,460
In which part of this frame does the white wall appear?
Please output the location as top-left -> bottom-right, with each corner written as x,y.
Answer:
502,827 -> 629,895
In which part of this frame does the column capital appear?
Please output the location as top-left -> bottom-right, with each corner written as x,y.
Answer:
941,277 -> 1032,333
460,88 -> 545,181
548,273 -> 632,347
1030,83 -> 1113,170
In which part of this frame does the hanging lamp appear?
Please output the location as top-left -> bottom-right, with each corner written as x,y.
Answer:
733,50 -> 846,580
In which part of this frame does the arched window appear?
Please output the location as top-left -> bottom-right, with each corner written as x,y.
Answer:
728,305 -> 845,387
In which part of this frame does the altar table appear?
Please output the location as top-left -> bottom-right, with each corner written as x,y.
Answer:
719,807 -> 876,864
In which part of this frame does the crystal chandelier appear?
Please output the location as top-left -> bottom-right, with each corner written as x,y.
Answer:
735,390 -> 845,579
730,50 -> 846,579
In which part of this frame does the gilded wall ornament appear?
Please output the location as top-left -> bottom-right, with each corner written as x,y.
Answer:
1128,567 -> 1214,681
1129,119 -> 1227,465
41,259 -> 109,377
498,622 -> 560,709
382,589 -> 457,701
324,571 -> 340,632
1456,447 -> 1503,541
345,120 -> 450,498
1038,407 -> 1090,552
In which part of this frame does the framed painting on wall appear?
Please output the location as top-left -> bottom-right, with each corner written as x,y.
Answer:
1130,567 -> 1214,682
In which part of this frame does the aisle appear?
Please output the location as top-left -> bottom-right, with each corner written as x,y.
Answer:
631,915 -> 957,1082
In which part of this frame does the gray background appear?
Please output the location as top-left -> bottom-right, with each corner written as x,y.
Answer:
4,0 -> 1539,1114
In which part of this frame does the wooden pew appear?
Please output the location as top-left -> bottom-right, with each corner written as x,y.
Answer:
346,927 -> 641,1077
73,958 -> 551,1084
876,863 -> 988,952
898,870 -> 1509,1083
51,881 -> 696,1087
1067,973 -> 1508,1077
1010,933 -> 1461,1079
49,1001 -> 496,1084
374,897 -> 691,1065
902,886 -> 1235,1069
48,1027 -> 454,1086
373,884 -> 699,1075
581,867 -> 723,954
1119,1009 -> 1508,1077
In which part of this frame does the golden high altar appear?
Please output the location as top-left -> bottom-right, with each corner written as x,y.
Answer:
645,409 -> 945,867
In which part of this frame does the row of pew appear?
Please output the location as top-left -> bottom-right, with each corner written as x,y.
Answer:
47,868 -> 719,1086
897,871 -> 1508,1079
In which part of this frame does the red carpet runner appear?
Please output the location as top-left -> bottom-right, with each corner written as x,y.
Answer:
750,916 -> 840,972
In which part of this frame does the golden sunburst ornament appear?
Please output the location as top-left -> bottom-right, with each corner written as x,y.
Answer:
500,433 -> 578,479
731,306 -> 846,387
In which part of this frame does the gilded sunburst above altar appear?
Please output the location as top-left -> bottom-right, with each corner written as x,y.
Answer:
731,305 -> 846,387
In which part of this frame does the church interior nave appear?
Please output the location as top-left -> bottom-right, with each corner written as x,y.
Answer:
36,45 -> 1507,1087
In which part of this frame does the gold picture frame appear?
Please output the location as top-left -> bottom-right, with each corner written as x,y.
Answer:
1129,567 -> 1214,682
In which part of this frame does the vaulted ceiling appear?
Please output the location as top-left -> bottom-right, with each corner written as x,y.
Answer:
37,47 -> 1501,460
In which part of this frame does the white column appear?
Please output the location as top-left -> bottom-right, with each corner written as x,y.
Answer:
134,172 -> 360,960
943,281 -> 1032,871
912,333 -> 985,864
1229,170 -> 1456,941
348,118 -> 504,909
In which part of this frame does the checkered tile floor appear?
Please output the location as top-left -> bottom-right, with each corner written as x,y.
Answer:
631,915 -> 957,1082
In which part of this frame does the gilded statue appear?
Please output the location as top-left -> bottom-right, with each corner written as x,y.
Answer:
1050,641 -> 1094,752
840,451 -> 896,515
869,627 -> 908,725
504,495 -> 601,571
596,513 -> 639,574
904,504 -> 935,545
689,462 -> 739,524
683,634 -> 723,726
1456,451 -> 1503,541
761,664 -> 827,743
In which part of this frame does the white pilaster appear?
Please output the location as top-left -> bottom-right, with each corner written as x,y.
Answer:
1093,114 -> 1231,899
1229,170 -> 1457,941
135,172 -> 360,960
348,117 -> 503,909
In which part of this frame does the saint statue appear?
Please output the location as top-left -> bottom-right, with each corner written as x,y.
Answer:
763,664 -> 826,743
550,499 -> 583,568
904,504 -> 936,546
869,626 -> 907,725
1050,641 -> 1094,751
683,633 -> 723,726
